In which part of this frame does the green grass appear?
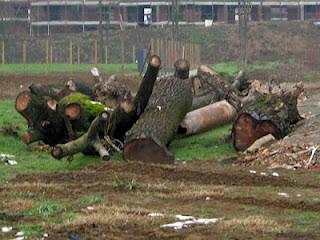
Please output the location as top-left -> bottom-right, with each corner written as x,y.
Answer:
23,200 -> 66,218
0,63 -> 137,74
211,60 -> 288,77
169,124 -> 237,161
0,99 -> 237,184
304,73 -> 317,82
79,195 -> 106,206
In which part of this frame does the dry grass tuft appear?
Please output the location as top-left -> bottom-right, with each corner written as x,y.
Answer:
218,215 -> 289,233
3,199 -> 34,211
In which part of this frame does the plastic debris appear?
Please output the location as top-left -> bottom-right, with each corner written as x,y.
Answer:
296,194 -> 302,197
157,105 -> 162,111
5,160 -> 17,166
1,226 -> 12,233
175,215 -> 196,221
12,237 -> 24,240
272,172 -> 279,177
16,232 -> 24,237
278,192 -> 289,198
260,172 -> 268,176
249,170 -> 256,174
205,197 -> 210,201
87,206 -> 95,211
148,213 -> 164,217
161,218 -> 220,230
43,233 -> 49,238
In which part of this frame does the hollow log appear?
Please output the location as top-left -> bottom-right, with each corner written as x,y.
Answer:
232,92 -> 302,152
178,100 -> 237,136
123,60 -> 193,164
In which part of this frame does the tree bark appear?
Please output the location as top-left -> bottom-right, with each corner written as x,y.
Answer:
232,91 -> 302,152
179,100 -> 237,136
50,55 -> 161,159
123,60 -> 193,164
16,91 -> 68,145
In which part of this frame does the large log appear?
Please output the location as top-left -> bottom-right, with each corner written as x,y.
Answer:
15,91 -> 68,145
232,89 -> 302,152
50,55 -> 161,159
178,100 -> 237,136
123,59 -> 193,164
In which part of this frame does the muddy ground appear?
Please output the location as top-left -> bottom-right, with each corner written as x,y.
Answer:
1,73 -> 320,239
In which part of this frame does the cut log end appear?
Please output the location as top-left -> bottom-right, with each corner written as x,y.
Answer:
21,129 -> 43,145
51,147 -> 64,160
174,59 -> 190,79
47,98 -> 58,111
149,55 -> 161,68
15,91 -> 32,112
232,113 -> 280,152
124,138 -> 175,164
64,103 -> 81,120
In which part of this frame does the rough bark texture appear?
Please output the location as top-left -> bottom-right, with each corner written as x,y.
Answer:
179,100 -> 237,136
52,111 -> 110,160
232,91 -> 302,152
15,91 -> 68,145
124,63 -> 193,164
50,55 -> 161,159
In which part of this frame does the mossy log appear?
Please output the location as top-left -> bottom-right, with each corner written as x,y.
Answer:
232,91 -> 302,151
58,92 -> 106,131
52,111 -> 110,160
50,55 -> 161,159
15,91 -> 68,145
123,60 -> 193,164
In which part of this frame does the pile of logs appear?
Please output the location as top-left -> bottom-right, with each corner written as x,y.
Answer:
15,55 -> 303,164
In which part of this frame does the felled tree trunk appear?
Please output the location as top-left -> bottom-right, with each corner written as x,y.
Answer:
15,91 -> 68,145
178,100 -> 237,136
123,60 -> 193,164
51,55 -> 161,159
232,90 -> 302,151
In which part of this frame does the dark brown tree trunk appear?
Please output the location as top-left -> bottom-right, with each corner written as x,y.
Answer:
123,60 -> 193,164
15,91 -> 68,145
232,90 -> 302,152
50,55 -> 161,159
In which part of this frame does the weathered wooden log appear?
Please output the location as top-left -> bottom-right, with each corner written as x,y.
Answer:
52,111 -> 110,160
15,91 -> 68,145
29,83 -> 62,100
232,91 -> 302,152
123,59 -> 193,164
58,92 -> 106,131
50,55 -> 161,159
21,128 -> 43,145
178,100 -> 237,136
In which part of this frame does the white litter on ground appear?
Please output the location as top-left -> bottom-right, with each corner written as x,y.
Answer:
260,172 -> 268,176
1,226 -> 12,233
43,233 -> 49,238
205,196 -> 211,201
160,218 -> 220,230
12,237 -> 24,240
157,105 -> 162,111
175,215 -> 195,221
249,170 -> 256,174
16,231 -> 24,236
5,160 -> 17,166
148,213 -> 164,217
0,153 -> 15,160
278,192 -> 289,198
87,206 -> 95,211
296,194 -> 302,197
272,172 -> 279,177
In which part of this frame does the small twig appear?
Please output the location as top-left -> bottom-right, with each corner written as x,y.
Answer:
104,136 -> 122,152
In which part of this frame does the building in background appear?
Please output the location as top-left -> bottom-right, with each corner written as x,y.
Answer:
0,0 -> 320,35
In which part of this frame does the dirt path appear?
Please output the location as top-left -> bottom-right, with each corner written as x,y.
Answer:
1,160 -> 320,239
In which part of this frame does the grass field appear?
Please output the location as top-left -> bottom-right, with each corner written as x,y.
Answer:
0,64 -> 137,74
0,99 -> 236,184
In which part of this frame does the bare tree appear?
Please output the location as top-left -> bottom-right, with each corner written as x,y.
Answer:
238,0 -> 251,70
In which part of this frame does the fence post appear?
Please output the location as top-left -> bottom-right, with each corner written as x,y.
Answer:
77,45 -> 81,64
50,45 -> 53,64
69,39 -> 73,65
132,45 -> 136,63
94,40 -> 98,65
1,40 -> 4,64
45,39 -> 49,65
22,41 -> 27,65
105,46 -> 108,64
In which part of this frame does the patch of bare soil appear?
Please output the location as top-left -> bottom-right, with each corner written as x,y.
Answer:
0,72 -> 140,100
1,160 -> 320,239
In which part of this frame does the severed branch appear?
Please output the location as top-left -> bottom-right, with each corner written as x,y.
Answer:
52,111 -> 110,161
